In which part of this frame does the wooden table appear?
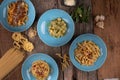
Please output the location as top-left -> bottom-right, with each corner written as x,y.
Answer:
0,0 -> 120,80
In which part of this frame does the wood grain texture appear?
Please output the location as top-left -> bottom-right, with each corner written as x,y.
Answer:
57,1 -> 74,80
0,0 -> 120,80
92,0 -> 120,79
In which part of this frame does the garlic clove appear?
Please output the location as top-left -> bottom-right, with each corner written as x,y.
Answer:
96,21 -> 104,29
99,15 -> 105,21
95,15 -> 100,22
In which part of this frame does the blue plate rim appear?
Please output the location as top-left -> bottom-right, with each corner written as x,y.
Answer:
21,53 -> 59,80
69,33 -> 107,72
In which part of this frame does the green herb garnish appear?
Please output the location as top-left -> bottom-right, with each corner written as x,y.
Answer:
71,5 -> 91,23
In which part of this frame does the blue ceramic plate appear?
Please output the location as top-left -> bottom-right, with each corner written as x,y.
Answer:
22,53 -> 59,80
69,34 -> 107,72
0,0 -> 35,32
37,9 -> 74,47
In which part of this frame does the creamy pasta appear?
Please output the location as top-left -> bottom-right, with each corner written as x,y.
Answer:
49,18 -> 67,38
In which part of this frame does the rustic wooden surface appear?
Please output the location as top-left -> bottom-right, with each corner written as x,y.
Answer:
92,0 -> 120,80
0,0 -> 120,80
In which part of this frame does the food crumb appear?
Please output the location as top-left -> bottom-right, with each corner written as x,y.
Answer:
28,28 -> 37,39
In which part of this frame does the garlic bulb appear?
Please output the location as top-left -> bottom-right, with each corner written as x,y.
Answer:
95,15 -> 105,22
95,14 -> 105,29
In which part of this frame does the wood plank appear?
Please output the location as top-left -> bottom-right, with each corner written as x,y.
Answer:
88,71 -> 98,80
75,0 -> 97,80
29,1 -> 63,80
84,0 -> 98,80
61,44 -> 73,80
57,1 -> 75,80
31,0 -> 57,20
92,0 -> 120,79
0,25 -> 13,58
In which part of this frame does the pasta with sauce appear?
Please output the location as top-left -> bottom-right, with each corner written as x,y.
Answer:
30,60 -> 50,80
74,40 -> 100,66
7,1 -> 28,26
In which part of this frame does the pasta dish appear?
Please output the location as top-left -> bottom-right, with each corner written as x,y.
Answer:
7,1 -> 28,26
30,60 -> 50,80
49,18 -> 67,38
74,40 -> 100,66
